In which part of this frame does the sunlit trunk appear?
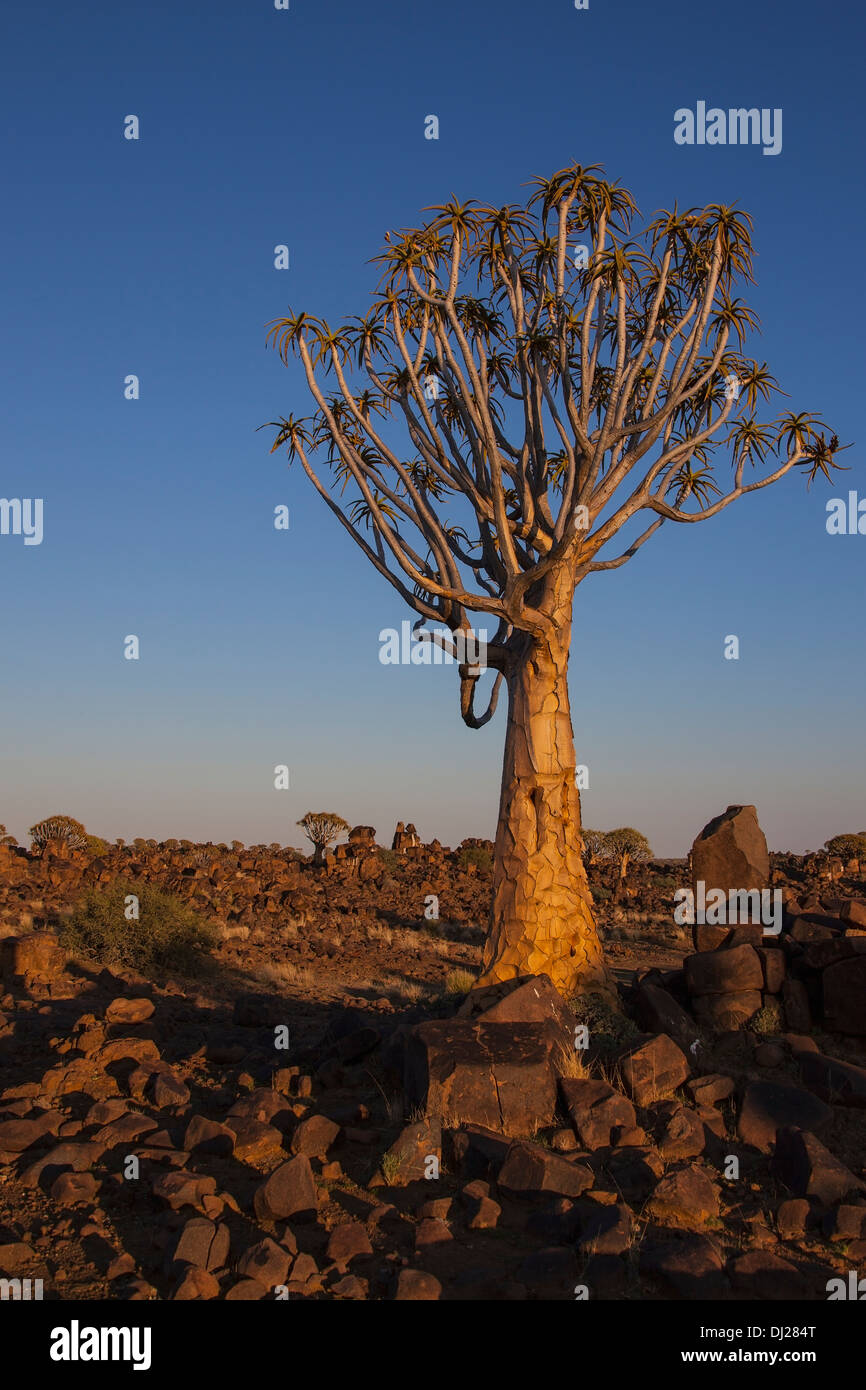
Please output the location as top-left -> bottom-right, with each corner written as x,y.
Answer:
477,626 -> 614,1001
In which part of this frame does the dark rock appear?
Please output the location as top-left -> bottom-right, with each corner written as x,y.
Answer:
393,1269 -> 442,1300
737,1082 -> 831,1154
172,1218 -> 230,1273
619,1034 -> 690,1106
646,1164 -> 720,1227
253,1155 -> 318,1222
824,958 -> 866,1035
559,1077 -> 636,1150
404,1020 -> 563,1134
497,1140 -> 594,1199
641,1233 -> 729,1299
772,1127 -> 866,1205
692,990 -> 762,1031
686,944 -> 763,996
728,1250 -> 809,1300
690,805 -> 769,899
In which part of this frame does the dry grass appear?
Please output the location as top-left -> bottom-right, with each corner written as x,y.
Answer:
554,1041 -> 592,1080
373,973 -> 428,1003
252,960 -> 315,990
444,967 -> 476,995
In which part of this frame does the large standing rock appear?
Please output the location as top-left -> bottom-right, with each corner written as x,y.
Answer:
690,805 -> 769,901
403,1020 -> 567,1134
685,944 -> 763,996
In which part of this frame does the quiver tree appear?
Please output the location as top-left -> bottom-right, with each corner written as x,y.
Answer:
29,815 -> 88,852
602,827 -> 652,900
297,812 -> 350,866
824,834 -> 866,865
266,162 -> 842,999
580,829 -> 607,867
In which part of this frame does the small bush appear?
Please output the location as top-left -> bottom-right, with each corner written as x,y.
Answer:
568,990 -> 640,1060
85,835 -> 110,857
591,885 -> 611,903
61,881 -> 217,974
751,1000 -> 783,1035
445,967 -> 476,995
378,849 -> 401,872
458,845 -> 492,872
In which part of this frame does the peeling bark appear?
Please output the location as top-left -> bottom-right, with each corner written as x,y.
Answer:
476,623 -> 614,1001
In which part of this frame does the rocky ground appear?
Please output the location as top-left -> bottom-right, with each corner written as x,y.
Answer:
1,815 -> 865,1302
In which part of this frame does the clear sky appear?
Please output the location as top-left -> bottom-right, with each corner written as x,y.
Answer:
1,0 -> 863,857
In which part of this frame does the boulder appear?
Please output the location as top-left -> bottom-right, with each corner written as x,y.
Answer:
823,957 -> 866,1035
380,1118 -> 441,1184
619,1034 -> 690,1107
403,1020 -> 564,1134
692,991 -> 762,1031
782,979 -> 812,1032
685,944 -> 763,996
458,973 -> 573,1040
690,805 -> 769,900
640,1234 -> 729,1299
728,1250 -> 809,1300
105,997 -> 154,1025
1,932 -> 66,982
497,1140 -> 594,1199
633,979 -> 700,1053
797,1052 -> 866,1108
253,1155 -> 318,1223
737,1081 -> 832,1153
290,1114 -> 340,1158
685,1074 -> 735,1107
559,1077 -> 636,1150
772,1127 -> 865,1205
646,1164 -> 720,1227
172,1218 -> 230,1273
236,1238 -> 292,1288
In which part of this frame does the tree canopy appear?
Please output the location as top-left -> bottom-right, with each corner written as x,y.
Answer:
265,162 -> 843,728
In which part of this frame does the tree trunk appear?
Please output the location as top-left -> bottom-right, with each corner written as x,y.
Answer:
477,631 -> 615,1001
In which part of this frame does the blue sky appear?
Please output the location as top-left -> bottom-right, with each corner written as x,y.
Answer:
0,0 -> 863,856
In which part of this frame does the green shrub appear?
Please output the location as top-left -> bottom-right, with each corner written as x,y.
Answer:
751,1000 -> 783,1035
378,849 -> 401,872
591,884 -> 611,903
458,845 -> 492,872
568,990 -> 640,1058
85,835 -> 110,856
61,881 -> 217,974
